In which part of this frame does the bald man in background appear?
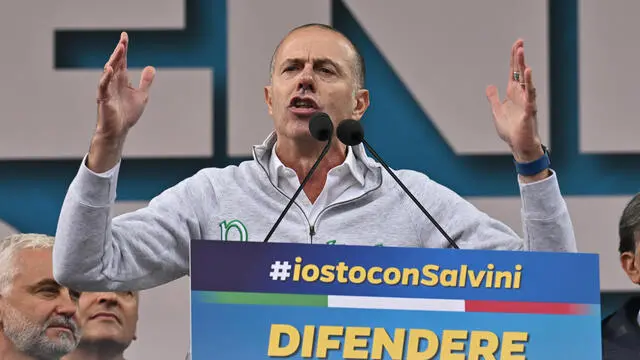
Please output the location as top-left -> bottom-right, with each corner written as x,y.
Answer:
602,193 -> 640,359
62,291 -> 139,360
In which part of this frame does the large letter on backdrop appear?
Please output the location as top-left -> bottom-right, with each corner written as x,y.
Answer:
579,0 -> 640,153
0,0 -> 212,159
342,0 -> 549,154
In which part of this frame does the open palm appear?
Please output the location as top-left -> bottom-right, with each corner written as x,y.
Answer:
96,32 -> 155,139
486,39 -> 541,162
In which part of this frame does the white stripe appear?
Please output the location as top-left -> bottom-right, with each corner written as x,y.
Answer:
327,295 -> 465,312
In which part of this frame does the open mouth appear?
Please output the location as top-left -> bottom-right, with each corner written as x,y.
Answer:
289,97 -> 318,108
289,97 -> 319,114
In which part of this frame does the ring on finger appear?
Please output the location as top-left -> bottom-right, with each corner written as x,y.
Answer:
513,71 -> 520,81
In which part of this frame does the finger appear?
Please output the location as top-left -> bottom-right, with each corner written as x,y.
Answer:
106,43 -> 124,71
138,66 -> 156,93
121,32 -> 129,70
509,42 -> 516,81
485,85 -> 503,120
516,46 -> 526,87
509,39 -> 524,82
97,65 -> 114,100
523,67 -> 537,104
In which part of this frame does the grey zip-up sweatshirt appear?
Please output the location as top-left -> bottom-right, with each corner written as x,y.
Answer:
52,132 -> 577,292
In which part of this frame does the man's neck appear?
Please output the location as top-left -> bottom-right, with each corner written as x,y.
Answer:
62,347 -> 125,360
275,136 -> 347,204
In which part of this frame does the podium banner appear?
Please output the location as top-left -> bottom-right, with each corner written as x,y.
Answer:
190,240 -> 602,359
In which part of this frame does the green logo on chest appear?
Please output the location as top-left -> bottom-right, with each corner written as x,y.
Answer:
219,220 -> 248,241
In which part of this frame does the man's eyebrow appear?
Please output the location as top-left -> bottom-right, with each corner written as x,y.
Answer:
281,57 -> 342,68
279,58 -> 304,69
314,58 -> 341,69
27,279 -> 60,290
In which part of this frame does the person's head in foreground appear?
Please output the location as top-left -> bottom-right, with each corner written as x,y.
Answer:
264,23 -> 369,148
0,233 -> 81,359
618,193 -> 640,285
601,193 -> 640,359
62,291 -> 139,360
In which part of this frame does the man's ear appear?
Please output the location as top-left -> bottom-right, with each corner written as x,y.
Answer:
352,88 -> 370,120
264,85 -> 274,116
620,251 -> 640,284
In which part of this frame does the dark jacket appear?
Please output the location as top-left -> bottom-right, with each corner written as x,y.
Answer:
602,296 -> 640,359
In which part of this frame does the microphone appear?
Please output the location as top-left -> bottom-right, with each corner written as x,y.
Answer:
263,112 -> 334,242
336,119 -> 460,249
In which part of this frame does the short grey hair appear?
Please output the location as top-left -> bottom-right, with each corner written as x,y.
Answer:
0,234 -> 55,296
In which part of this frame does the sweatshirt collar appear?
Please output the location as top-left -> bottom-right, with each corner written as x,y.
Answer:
253,131 -> 376,187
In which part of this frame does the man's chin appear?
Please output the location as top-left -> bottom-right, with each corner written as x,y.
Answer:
78,329 -> 126,344
278,126 -> 313,140
23,335 -> 78,359
75,335 -> 132,355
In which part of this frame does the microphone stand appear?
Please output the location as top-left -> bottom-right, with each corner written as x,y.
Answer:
263,136 -> 333,243
361,138 -> 459,249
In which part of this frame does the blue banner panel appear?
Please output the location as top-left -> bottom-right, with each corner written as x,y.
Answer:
190,240 -> 602,359
190,240 -> 600,303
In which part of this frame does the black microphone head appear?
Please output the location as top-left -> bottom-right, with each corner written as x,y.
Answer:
337,119 -> 364,146
309,112 -> 333,141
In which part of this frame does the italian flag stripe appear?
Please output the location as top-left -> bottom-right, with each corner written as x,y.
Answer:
197,291 -> 592,316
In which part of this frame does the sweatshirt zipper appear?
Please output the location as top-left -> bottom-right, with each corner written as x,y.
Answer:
309,179 -> 383,237
254,152 -> 314,243
253,147 -> 383,243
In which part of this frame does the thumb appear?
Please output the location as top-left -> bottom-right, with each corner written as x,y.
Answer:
485,85 -> 502,119
139,66 -> 156,93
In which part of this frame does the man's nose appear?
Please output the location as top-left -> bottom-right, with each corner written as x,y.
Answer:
56,291 -> 78,317
96,292 -> 119,305
297,66 -> 316,92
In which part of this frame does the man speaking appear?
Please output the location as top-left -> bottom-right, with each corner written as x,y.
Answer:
52,23 -> 576,292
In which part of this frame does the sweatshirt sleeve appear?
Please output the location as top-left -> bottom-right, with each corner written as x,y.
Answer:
53,155 -> 212,292
517,170 -> 577,252
412,170 -> 577,253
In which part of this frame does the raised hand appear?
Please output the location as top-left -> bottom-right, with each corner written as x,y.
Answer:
96,32 -> 155,139
485,39 -> 544,165
88,32 -> 155,172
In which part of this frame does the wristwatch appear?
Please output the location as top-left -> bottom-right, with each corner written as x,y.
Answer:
514,144 -> 550,176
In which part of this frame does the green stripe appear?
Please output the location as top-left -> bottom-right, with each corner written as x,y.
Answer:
196,291 -> 328,307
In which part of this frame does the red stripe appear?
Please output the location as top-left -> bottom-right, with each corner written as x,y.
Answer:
465,300 -> 589,315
